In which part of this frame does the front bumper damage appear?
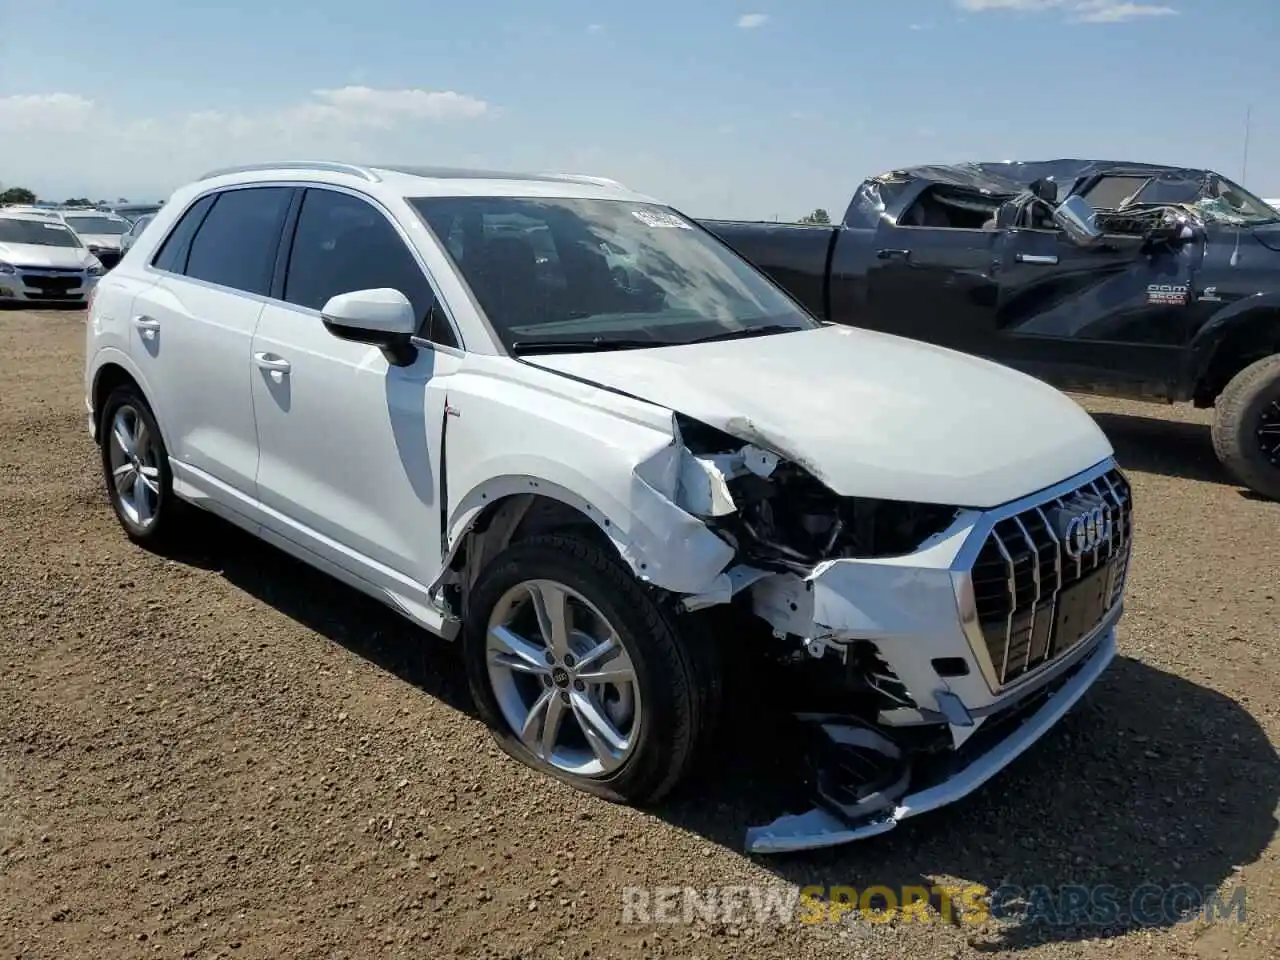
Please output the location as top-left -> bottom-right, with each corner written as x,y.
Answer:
672,450 -> 1132,855
745,624 -> 1117,853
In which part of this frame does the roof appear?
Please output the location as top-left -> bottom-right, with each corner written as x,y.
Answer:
883,158 -> 1206,197
189,160 -> 653,204
0,210 -> 73,223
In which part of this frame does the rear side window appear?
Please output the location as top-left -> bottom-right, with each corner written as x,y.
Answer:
150,195 -> 215,273
283,188 -> 442,338
184,187 -> 293,296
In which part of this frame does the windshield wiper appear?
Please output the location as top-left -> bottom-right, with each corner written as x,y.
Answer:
679,323 -> 809,345
510,337 -> 669,355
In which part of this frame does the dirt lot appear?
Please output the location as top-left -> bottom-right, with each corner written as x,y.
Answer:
2,307 -> 1277,960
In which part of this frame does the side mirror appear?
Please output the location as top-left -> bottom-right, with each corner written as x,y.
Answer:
1052,194 -> 1103,247
321,288 -> 418,366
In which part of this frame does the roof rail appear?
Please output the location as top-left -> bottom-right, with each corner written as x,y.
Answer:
197,161 -> 380,182
548,173 -> 627,189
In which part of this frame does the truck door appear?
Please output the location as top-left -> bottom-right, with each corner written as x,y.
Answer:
990,227 -> 1200,400
863,186 -> 1000,350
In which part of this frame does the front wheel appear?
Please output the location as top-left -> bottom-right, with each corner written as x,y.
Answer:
1211,354 -> 1280,501
463,533 -> 719,806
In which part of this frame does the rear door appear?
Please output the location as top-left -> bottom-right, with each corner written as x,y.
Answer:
128,186 -> 295,516
863,185 -> 1000,349
250,186 -> 463,611
991,227 -> 1198,399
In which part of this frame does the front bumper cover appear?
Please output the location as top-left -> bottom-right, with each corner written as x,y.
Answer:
744,625 -> 1116,853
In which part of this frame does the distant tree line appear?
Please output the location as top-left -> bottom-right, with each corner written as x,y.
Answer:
798,208 -> 831,224
1,184 -> 142,207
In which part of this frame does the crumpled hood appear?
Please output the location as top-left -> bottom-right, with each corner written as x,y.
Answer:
524,325 -> 1113,509
0,242 -> 93,270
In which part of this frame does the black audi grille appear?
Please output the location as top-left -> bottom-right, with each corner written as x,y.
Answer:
970,468 -> 1132,687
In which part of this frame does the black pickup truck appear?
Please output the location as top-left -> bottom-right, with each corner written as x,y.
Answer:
701,159 -> 1280,500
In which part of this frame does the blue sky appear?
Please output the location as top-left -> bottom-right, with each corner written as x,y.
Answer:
1,0 -> 1277,218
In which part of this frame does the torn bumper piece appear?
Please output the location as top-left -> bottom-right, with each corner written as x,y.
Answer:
744,628 -> 1117,854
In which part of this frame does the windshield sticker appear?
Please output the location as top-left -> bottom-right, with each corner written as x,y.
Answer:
631,209 -> 691,229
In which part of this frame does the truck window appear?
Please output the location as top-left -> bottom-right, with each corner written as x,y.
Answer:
897,187 -> 1001,230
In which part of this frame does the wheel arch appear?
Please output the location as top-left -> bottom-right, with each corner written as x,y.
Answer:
1190,298 -> 1280,406
89,351 -> 166,441
435,471 -> 735,616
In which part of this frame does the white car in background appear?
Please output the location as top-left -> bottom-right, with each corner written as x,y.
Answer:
57,209 -> 132,269
119,213 -> 156,254
0,211 -> 104,305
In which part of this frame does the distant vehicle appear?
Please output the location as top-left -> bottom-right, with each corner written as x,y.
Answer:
1267,198 -> 1280,212
84,159 -> 1132,855
105,202 -> 164,223
702,159 -> 1280,501
0,205 -> 63,223
119,213 -> 155,254
0,211 -> 104,305
56,211 -> 132,269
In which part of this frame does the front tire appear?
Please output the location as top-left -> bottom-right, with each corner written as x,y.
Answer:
99,385 -> 178,542
1211,354 -> 1280,501
463,533 -> 718,806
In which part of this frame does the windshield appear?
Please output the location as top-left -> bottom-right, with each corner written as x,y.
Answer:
1085,171 -> 1280,226
63,215 -> 130,236
0,218 -> 83,248
409,197 -> 818,351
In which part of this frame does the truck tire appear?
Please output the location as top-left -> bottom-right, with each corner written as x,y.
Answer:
463,533 -> 721,806
1211,354 -> 1280,501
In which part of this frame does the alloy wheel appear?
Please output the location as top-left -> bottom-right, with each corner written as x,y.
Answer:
485,578 -> 642,777
106,404 -> 162,530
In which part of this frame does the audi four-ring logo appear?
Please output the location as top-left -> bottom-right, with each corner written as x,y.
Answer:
1063,504 -> 1112,559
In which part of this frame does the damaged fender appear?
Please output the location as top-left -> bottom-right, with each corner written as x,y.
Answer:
436,366 -> 736,596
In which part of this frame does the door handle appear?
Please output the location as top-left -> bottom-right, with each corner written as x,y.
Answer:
133,315 -> 160,340
253,352 -> 292,374
877,249 -> 911,261
1015,253 -> 1059,265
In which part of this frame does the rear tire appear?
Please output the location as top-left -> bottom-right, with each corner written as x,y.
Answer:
99,385 -> 180,542
463,533 -> 721,806
1211,354 -> 1280,501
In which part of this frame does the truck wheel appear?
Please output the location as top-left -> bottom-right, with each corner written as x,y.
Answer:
99,385 -> 180,542
463,533 -> 720,806
1211,354 -> 1280,501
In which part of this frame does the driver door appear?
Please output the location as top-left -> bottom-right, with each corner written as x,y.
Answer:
250,187 -> 462,618
990,226 -> 1198,398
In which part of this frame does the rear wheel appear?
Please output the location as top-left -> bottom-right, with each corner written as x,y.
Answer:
99,385 -> 179,542
463,533 -> 719,805
1211,354 -> 1280,501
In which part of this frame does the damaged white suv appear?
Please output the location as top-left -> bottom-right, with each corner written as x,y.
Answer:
84,162 -> 1132,852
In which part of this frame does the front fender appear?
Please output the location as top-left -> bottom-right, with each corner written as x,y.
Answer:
445,455 -> 735,596
1185,292 -> 1280,389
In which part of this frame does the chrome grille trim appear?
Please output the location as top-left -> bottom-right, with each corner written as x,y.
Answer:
952,458 -> 1133,693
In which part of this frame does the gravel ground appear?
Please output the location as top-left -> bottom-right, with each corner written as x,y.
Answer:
2,306 -> 1278,959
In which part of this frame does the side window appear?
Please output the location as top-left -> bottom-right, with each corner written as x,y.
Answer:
150,195 -> 216,273
184,187 -> 293,296
283,189 -> 450,343
898,187 -> 999,230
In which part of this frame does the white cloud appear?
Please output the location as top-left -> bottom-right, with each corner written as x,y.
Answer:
955,0 -> 1177,19
736,13 -> 769,28
586,23 -> 604,32
1073,1 -> 1177,21
0,86 -> 492,198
